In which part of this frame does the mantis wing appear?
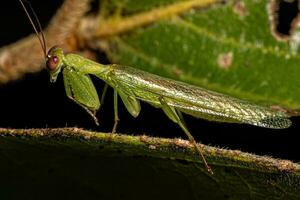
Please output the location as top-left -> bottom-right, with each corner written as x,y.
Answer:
110,65 -> 291,129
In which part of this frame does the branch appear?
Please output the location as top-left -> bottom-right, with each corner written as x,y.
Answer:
0,0 -> 91,84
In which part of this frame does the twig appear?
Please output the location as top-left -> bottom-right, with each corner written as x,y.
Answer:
0,0 -> 91,84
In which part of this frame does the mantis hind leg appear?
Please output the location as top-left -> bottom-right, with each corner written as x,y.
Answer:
112,89 -> 119,133
158,97 -> 213,174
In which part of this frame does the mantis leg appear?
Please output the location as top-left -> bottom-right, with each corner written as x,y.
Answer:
100,83 -> 109,105
66,95 -> 99,126
111,82 -> 141,133
158,97 -> 213,174
116,87 -> 141,118
112,89 -> 119,133
63,69 -> 100,125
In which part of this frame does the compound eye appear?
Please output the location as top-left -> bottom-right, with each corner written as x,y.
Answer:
46,55 -> 59,71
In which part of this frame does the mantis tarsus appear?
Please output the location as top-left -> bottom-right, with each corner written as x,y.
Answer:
19,0 -> 292,174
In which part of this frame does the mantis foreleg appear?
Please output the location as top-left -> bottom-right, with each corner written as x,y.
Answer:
63,68 -> 100,125
68,96 -> 99,125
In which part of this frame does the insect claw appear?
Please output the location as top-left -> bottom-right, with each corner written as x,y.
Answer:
90,113 -> 99,126
87,112 -> 99,126
85,109 -> 99,126
111,118 -> 119,134
94,118 -> 99,126
207,166 -> 214,175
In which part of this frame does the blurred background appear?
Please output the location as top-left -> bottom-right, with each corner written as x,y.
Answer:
0,0 -> 299,163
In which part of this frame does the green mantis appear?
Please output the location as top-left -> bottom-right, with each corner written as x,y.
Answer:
19,0 -> 292,174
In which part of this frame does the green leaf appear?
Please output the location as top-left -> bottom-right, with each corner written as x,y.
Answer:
100,0 -> 300,110
1,1 -> 299,199
0,128 -> 299,199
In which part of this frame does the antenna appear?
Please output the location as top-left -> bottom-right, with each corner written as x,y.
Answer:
18,0 -> 47,58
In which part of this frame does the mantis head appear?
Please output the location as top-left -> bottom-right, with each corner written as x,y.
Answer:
18,0 -> 64,83
46,46 -> 64,83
